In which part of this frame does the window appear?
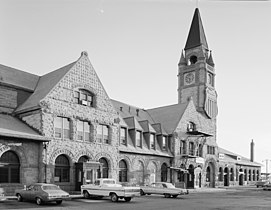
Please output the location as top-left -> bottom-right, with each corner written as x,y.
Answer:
55,155 -> 70,182
97,124 -> 109,144
207,145 -> 215,155
0,151 -> 20,183
187,122 -> 196,132
180,140 -> 186,155
189,142 -> 194,155
98,158 -> 109,178
161,163 -> 168,182
77,120 -> 91,141
74,89 -> 94,107
136,131 -> 142,147
119,160 -> 127,182
218,167 -> 223,181
54,117 -> 70,139
196,144 -> 203,157
162,136 -> 167,150
120,127 -> 127,145
150,133 -> 155,149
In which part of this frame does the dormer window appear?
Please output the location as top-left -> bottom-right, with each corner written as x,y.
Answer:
74,89 -> 94,107
187,122 -> 196,132
136,131 -> 142,147
150,133 -> 155,149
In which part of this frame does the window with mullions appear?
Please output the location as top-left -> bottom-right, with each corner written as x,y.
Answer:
0,151 -> 20,183
97,124 -> 109,144
74,89 -> 94,107
54,155 -> 70,182
77,120 -> 91,141
119,160 -> 128,182
189,142 -> 194,155
120,127 -> 127,145
98,158 -> 109,178
150,133 -> 155,149
136,131 -> 142,147
54,117 -> 70,139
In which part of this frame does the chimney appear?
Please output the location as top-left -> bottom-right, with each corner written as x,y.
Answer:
136,109 -> 139,116
250,139 -> 254,162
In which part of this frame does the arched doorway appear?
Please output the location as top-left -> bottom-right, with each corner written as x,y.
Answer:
194,166 -> 202,188
0,151 -> 20,183
224,167 -> 229,186
239,169 -> 244,185
206,162 -> 215,188
187,164 -> 194,189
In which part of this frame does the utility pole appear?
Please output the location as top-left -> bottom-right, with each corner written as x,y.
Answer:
262,159 -> 271,180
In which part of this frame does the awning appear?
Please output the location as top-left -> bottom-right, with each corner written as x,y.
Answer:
186,130 -> 213,137
169,167 -> 188,173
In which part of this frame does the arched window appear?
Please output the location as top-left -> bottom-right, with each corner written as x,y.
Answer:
248,169 -> 251,181
218,167 -> 223,181
0,151 -> 20,183
119,160 -> 128,182
55,155 -> 70,182
161,163 -> 168,182
230,168 -> 234,181
98,158 -> 109,178
189,55 -> 198,64
78,156 -> 89,163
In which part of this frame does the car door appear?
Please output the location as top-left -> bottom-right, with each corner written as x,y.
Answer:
23,185 -> 34,200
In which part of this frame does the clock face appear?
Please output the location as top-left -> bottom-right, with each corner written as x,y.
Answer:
184,72 -> 195,85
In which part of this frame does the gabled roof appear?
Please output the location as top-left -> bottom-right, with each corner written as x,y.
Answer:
0,114 -> 48,141
184,8 -> 208,50
0,64 -> 39,91
146,102 -> 189,134
218,147 -> 262,167
15,62 -> 76,113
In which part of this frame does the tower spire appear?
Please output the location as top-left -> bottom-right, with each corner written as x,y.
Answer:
184,8 -> 208,50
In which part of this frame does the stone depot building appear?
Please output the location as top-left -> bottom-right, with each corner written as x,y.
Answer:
0,8 -> 261,194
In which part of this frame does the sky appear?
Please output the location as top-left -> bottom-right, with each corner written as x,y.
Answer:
0,0 -> 270,171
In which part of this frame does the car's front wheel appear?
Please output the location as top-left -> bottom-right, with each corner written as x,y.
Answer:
36,197 -> 43,205
110,193 -> 118,202
56,200 -> 62,205
17,194 -> 23,202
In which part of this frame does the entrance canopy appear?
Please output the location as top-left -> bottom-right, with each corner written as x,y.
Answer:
169,167 -> 188,173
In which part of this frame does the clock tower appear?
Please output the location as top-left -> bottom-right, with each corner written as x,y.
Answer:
178,8 -> 217,119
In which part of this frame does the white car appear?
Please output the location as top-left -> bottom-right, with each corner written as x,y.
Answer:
0,187 -> 6,202
140,182 -> 189,198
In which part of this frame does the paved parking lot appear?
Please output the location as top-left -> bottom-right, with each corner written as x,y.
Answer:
1,186 -> 270,210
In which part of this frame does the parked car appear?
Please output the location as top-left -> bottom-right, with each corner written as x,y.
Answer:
0,187 -> 6,202
81,178 -> 140,202
140,182 -> 189,198
263,182 -> 271,191
255,180 -> 269,188
15,183 -> 70,205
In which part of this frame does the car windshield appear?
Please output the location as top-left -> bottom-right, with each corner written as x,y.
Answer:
164,183 -> 175,188
42,185 -> 60,190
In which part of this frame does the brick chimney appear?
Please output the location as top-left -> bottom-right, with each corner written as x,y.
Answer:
250,139 -> 254,162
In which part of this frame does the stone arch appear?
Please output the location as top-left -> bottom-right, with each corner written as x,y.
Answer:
74,151 -> 94,162
49,148 -> 75,165
118,154 -> 132,171
205,161 -> 216,188
133,159 -> 145,185
0,146 -> 28,166
95,152 -> 115,169
146,160 -> 158,185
